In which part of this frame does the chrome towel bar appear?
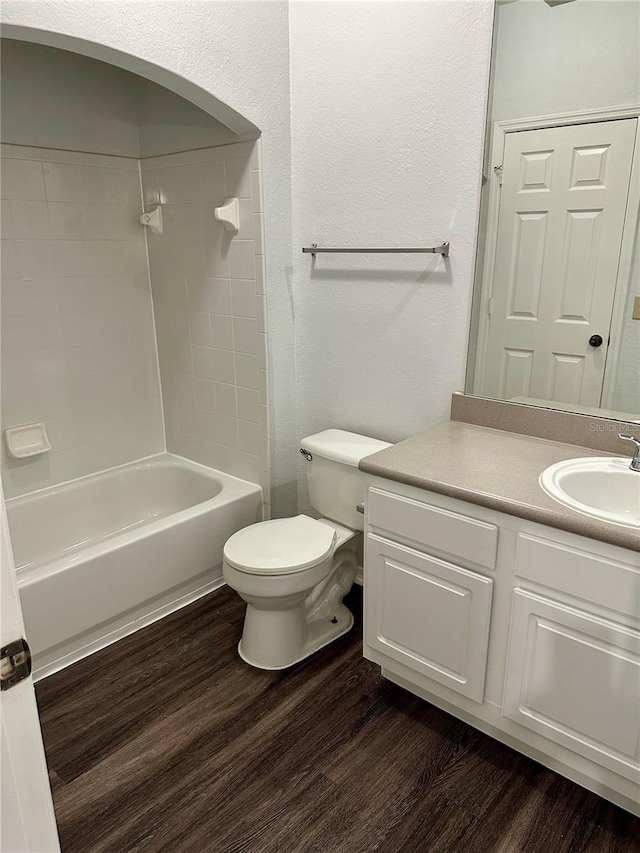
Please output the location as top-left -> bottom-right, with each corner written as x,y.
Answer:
302,241 -> 449,258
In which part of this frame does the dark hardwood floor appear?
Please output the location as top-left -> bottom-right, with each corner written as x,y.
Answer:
36,587 -> 640,853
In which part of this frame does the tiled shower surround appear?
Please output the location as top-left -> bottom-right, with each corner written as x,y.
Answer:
1,140 -> 270,511
140,141 -> 270,511
1,145 -> 163,497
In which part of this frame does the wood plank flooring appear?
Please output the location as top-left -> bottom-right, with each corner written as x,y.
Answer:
36,587 -> 640,853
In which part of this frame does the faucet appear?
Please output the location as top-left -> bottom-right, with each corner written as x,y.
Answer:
618,434 -> 640,472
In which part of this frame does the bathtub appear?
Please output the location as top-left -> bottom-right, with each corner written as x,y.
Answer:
6,454 -> 262,679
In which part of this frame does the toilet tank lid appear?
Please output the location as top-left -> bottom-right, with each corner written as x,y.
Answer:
300,429 -> 392,467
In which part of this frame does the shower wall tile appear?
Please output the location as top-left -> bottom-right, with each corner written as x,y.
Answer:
1,145 -> 164,499
1,157 -> 46,200
141,139 -> 270,509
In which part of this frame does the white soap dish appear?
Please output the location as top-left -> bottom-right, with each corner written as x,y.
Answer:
4,423 -> 52,458
214,197 -> 240,233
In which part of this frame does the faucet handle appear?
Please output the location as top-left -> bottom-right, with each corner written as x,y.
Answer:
619,434 -> 640,472
618,433 -> 640,449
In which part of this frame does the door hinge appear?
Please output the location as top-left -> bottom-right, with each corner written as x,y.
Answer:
494,164 -> 503,186
487,296 -> 493,316
1,638 -> 32,690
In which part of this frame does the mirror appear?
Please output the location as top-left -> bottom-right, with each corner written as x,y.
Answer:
466,0 -> 640,422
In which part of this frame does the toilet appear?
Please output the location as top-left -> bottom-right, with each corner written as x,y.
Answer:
223,429 -> 391,669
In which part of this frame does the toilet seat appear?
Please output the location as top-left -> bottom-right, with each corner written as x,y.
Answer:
223,514 -> 336,575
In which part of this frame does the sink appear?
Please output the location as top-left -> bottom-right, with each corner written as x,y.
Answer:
540,457 -> 640,529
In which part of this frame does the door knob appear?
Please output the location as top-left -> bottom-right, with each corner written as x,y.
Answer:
588,334 -> 603,348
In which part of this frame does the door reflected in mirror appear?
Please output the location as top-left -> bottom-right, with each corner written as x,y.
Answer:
466,0 -> 640,423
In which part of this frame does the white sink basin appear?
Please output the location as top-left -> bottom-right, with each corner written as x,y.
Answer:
540,457 -> 640,529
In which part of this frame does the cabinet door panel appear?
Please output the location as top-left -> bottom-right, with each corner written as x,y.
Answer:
365,535 -> 493,702
504,590 -> 640,782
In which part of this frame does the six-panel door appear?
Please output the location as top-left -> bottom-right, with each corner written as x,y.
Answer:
364,534 -> 494,703
480,118 -> 637,406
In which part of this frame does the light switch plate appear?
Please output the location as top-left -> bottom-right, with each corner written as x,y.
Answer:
633,296 -> 640,320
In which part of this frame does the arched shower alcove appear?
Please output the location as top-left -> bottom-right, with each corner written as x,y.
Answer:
1,24 -> 260,139
1,28 -> 271,677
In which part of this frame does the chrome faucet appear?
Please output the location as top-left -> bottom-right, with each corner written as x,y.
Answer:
618,434 -> 640,472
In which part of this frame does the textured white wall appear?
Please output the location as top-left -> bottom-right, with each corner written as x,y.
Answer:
1,1 -> 297,515
290,0 -> 493,504
492,0 -> 640,122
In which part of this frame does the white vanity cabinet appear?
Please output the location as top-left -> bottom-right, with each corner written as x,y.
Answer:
363,479 -> 640,816
365,488 -> 497,702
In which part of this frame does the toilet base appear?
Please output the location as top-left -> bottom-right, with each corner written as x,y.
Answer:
237,602 -> 354,671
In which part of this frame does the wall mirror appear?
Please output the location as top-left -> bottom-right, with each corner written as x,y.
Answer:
466,0 -> 640,423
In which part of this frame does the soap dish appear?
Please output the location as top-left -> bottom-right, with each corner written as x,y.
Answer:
4,423 -> 52,458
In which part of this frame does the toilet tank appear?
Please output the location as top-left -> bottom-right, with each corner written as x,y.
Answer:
300,429 -> 392,531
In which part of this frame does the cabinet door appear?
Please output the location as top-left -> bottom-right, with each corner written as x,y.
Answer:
504,590 -> 640,783
364,534 -> 493,703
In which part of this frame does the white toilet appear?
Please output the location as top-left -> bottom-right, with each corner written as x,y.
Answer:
223,429 -> 391,669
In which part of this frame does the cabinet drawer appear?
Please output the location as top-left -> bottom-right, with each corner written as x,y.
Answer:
503,590 -> 640,783
515,532 -> 640,620
368,488 -> 498,570
364,534 -> 493,702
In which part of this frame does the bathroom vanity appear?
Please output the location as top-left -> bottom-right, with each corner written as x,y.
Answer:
360,421 -> 640,816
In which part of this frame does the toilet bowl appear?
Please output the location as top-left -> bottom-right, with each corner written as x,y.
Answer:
223,429 -> 391,669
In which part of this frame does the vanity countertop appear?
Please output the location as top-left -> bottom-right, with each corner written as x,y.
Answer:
359,421 -> 640,552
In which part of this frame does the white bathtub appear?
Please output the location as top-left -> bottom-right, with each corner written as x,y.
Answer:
6,454 -> 262,679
